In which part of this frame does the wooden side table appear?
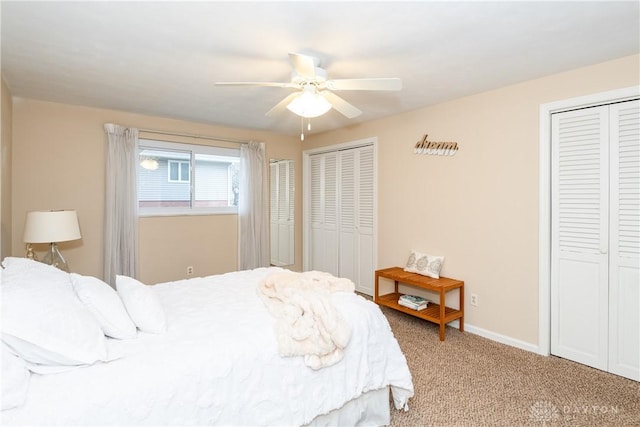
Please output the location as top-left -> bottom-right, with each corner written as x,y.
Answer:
375,267 -> 464,341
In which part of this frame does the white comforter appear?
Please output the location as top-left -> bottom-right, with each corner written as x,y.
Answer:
2,267 -> 413,426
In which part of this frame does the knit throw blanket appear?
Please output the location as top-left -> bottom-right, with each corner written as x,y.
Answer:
257,271 -> 355,370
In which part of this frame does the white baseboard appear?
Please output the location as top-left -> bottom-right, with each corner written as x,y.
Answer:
448,320 -> 540,354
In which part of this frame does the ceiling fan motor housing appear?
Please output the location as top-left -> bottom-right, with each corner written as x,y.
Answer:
291,67 -> 327,86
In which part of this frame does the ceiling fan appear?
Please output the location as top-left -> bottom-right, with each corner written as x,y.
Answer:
215,53 -> 402,120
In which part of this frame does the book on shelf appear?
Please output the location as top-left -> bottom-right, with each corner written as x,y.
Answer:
398,299 -> 427,311
399,294 -> 429,306
398,294 -> 429,311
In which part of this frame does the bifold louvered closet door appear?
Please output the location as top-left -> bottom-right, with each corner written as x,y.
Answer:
308,144 -> 375,295
551,99 -> 639,381
270,160 -> 294,266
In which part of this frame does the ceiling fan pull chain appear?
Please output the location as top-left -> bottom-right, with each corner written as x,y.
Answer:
300,117 -> 305,141
307,118 -> 312,131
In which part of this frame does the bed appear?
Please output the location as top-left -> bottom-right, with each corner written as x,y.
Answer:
1,257 -> 413,426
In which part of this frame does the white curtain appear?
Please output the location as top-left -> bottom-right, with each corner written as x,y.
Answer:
238,141 -> 269,270
103,123 -> 139,286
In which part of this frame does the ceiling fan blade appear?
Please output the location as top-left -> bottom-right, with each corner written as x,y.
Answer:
265,92 -> 301,116
324,78 -> 402,91
320,91 -> 362,118
288,53 -> 318,79
215,81 -> 296,88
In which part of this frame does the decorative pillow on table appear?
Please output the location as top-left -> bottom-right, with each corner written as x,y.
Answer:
70,273 -> 137,340
116,275 -> 167,334
0,257 -> 109,367
404,250 -> 445,279
1,344 -> 30,410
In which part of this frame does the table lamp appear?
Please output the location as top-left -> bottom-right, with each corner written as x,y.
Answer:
23,210 -> 82,272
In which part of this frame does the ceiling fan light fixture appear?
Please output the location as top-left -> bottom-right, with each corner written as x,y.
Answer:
286,86 -> 332,118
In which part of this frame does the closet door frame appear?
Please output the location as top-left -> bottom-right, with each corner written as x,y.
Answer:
302,137 -> 378,283
538,86 -> 639,357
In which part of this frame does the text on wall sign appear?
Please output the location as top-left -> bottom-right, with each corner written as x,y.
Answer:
414,134 -> 459,156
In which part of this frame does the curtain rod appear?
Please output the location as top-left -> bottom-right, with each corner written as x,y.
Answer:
138,128 -> 249,145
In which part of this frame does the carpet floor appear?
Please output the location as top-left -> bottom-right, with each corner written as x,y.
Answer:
383,307 -> 640,427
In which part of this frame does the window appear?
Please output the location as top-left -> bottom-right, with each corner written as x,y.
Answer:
168,160 -> 190,183
138,139 -> 240,216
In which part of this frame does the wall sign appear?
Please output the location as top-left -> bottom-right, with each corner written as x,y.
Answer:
414,134 -> 459,156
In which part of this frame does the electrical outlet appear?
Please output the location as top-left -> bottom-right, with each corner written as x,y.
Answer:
470,293 -> 478,307
187,266 -> 194,275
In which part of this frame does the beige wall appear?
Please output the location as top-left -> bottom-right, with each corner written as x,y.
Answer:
11,99 -> 302,283
8,54 -> 639,346
304,54 -> 640,346
1,76 -> 13,259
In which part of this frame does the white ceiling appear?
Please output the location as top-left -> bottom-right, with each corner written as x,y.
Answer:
2,1 -> 639,136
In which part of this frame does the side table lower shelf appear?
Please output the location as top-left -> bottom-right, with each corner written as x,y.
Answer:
375,267 -> 464,341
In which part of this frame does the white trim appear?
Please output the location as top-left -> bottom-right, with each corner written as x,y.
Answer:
139,138 -> 240,157
302,152 -> 311,270
438,320 -> 540,354
302,137 -> 378,273
538,86 -> 640,356
304,137 -> 376,156
138,207 -> 237,217
461,322 -> 540,354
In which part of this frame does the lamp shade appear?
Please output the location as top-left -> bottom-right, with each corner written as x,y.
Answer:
23,210 -> 82,243
286,87 -> 332,118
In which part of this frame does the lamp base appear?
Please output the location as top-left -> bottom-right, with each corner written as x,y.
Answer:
42,242 -> 70,272
25,243 -> 39,261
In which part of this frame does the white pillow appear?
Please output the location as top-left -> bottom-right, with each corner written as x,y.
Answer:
0,257 -> 109,367
1,344 -> 30,410
404,250 -> 445,279
116,275 -> 167,334
70,273 -> 137,339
